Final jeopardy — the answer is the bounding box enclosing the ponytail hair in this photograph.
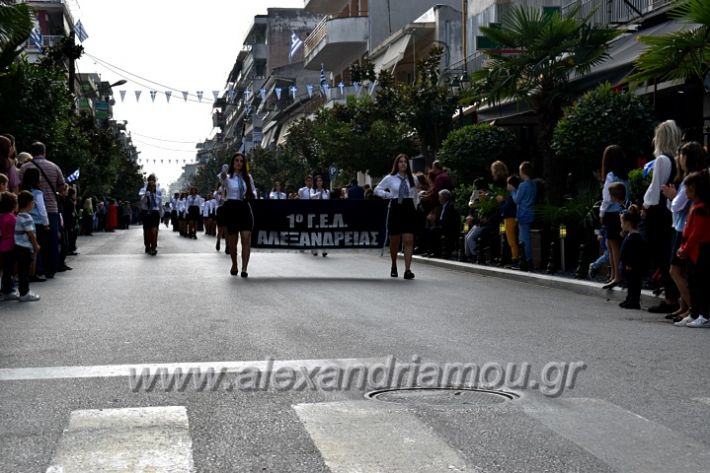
[622,204,641,228]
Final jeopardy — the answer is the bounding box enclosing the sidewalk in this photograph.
[408,255,661,306]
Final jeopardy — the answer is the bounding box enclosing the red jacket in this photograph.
[680,201,710,264]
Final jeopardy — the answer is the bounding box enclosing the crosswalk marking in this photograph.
[523,398,710,473]
[45,406,194,473]
[294,401,470,473]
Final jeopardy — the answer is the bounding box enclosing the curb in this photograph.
[406,255,661,306]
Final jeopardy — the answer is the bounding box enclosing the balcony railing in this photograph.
[304,15,329,57]
[562,0,674,24]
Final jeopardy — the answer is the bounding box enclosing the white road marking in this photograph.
[524,398,710,473]
[294,401,471,473]
[0,357,381,382]
[692,397,710,407]
[45,406,193,473]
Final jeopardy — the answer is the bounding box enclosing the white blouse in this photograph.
[222,173,255,201]
[310,188,330,200]
[374,174,419,202]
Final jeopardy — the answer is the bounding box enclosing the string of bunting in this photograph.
[115,81,377,105]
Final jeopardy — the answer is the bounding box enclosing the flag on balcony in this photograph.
[289,32,303,61]
[29,26,43,51]
[74,20,89,42]
[66,169,80,183]
[320,65,329,94]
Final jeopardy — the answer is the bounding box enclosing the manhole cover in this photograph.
[365,387,517,406]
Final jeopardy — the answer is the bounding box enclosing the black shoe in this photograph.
[57,265,72,272]
[67,251,79,256]
[403,270,415,280]
[648,302,680,314]
[29,275,47,283]
[241,272,248,278]
[230,268,239,276]
[619,301,640,309]
[145,247,150,254]
[665,313,679,320]
[216,240,221,251]
[391,267,398,278]
[322,252,327,258]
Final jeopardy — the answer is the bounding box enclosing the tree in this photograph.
[438,124,519,184]
[0,0,33,71]
[470,6,619,203]
[551,83,656,187]
[630,0,710,84]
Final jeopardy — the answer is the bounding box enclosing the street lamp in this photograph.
[109,80,127,88]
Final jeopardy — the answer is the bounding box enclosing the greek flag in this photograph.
[29,26,43,51]
[66,169,80,183]
[320,64,329,93]
[74,20,89,42]
[289,32,303,61]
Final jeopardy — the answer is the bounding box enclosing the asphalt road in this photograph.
[1,227,709,472]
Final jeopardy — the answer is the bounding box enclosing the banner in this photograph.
[250,200,388,250]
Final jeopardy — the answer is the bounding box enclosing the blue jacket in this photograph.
[512,179,537,224]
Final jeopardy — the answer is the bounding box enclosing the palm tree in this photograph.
[0,0,34,71]
[469,6,619,203]
[630,0,710,84]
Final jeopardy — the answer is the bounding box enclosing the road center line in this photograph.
[0,358,383,382]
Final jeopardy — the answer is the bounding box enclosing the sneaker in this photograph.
[588,263,598,280]
[687,315,709,328]
[674,316,691,327]
[18,291,40,302]
[3,291,19,301]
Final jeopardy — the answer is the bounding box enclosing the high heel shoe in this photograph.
[230,267,239,276]
[391,267,398,278]
[403,270,415,280]
[601,280,620,290]
[241,272,248,278]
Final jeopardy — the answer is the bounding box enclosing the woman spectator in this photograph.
[663,142,707,322]
[643,120,682,314]
[219,153,255,277]
[82,196,94,235]
[375,154,418,280]
[0,135,19,193]
[509,162,537,269]
[599,145,628,289]
[492,161,520,265]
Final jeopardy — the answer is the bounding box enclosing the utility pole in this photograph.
[68,31,77,113]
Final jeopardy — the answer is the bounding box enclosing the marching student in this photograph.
[375,153,418,280]
[15,191,41,301]
[269,180,287,200]
[178,193,188,237]
[298,175,313,200]
[219,153,255,277]
[203,194,214,236]
[140,180,163,255]
[185,187,203,239]
[311,175,330,257]
[170,193,179,232]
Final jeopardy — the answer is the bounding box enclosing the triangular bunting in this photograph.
[260,88,267,102]
[290,86,297,100]
[275,87,282,100]
[134,90,142,102]
[213,90,220,101]
[119,90,126,102]
[165,91,172,103]
[182,91,189,102]
[150,90,157,103]
[338,81,345,96]
[196,91,204,102]
[306,84,313,98]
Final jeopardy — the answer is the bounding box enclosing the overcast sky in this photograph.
[75,0,306,186]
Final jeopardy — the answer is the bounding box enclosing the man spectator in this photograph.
[347,179,365,200]
[19,142,65,278]
[425,189,460,258]
[424,161,453,205]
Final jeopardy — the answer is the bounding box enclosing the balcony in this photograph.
[212,111,226,129]
[561,0,674,25]
[303,0,349,14]
[303,15,368,71]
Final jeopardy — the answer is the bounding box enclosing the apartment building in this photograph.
[214,8,322,153]
[19,0,75,62]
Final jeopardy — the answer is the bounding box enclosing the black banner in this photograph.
[249,200,389,250]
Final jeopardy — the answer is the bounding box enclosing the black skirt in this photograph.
[222,199,253,234]
[387,199,417,235]
[602,212,622,241]
[216,205,227,227]
[187,205,200,221]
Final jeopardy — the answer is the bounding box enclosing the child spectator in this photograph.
[509,162,537,269]
[618,205,645,309]
[0,173,8,193]
[21,167,48,281]
[15,191,40,302]
[602,181,628,289]
[675,170,710,327]
[0,192,18,300]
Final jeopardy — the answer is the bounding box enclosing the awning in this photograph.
[574,20,700,89]
[372,33,412,73]
[260,121,279,148]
